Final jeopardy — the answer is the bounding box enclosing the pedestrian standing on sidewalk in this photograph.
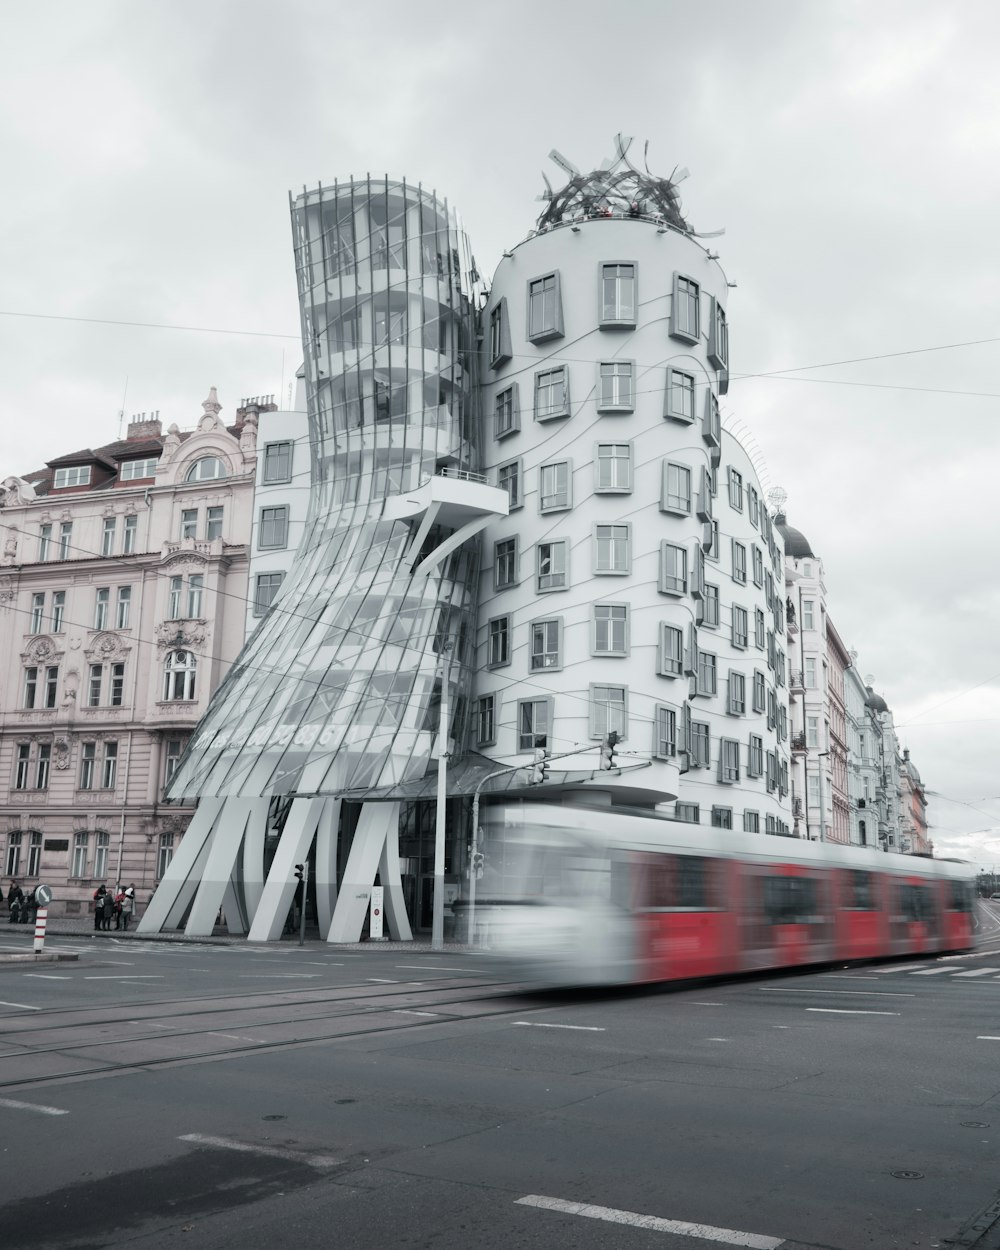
[93,885,107,931]
[101,888,115,931]
[8,881,23,924]
[121,885,135,931]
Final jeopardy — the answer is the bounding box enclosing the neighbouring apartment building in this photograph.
[0,392,256,915]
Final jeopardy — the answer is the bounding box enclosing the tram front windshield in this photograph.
[482,827,618,906]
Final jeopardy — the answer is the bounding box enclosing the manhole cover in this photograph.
[891,1170,924,1180]
[961,1121,990,1128]
[261,1114,286,1121]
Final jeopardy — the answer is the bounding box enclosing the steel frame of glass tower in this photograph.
[139,178,507,942]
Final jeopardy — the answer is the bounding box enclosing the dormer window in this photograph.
[119,457,158,481]
[53,466,90,489]
[185,457,227,482]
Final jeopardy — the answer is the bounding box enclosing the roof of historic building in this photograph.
[865,687,889,714]
[774,511,815,560]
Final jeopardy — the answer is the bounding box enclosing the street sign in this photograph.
[34,884,52,907]
[370,886,384,940]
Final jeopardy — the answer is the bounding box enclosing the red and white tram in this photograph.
[476,803,976,986]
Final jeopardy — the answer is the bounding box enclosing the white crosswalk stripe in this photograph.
[909,968,954,975]
[952,968,1000,978]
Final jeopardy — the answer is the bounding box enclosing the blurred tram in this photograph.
[474,803,977,986]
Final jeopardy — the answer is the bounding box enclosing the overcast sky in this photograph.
[3,0,999,865]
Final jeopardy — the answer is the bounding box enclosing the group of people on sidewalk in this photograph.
[92,884,136,931]
[1,882,37,925]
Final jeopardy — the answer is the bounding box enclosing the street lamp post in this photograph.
[816,750,831,842]
[431,645,452,952]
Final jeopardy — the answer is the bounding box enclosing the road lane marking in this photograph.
[237,974,320,979]
[759,988,913,997]
[394,1010,442,1017]
[953,968,1000,977]
[367,978,398,983]
[706,1038,731,1043]
[977,1036,1000,1041]
[178,1134,340,1168]
[84,975,164,980]
[0,1000,40,1010]
[24,974,71,980]
[206,1032,269,1043]
[513,1022,606,1032]
[0,1098,69,1117]
[806,1008,900,1016]
[870,964,930,973]
[909,968,954,975]
[515,1195,783,1248]
[693,1002,726,1006]
[396,964,489,973]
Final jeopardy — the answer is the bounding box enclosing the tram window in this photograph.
[849,870,875,910]
[763,876,819,925]
[676,855,710,908]
[899,884,934,922]
[947,881,973,912]
[644,858,674,908]
[641,854,716,909]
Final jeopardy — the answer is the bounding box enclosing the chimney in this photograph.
[127,410,162,440]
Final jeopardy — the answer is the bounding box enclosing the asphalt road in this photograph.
[2,903,1000,1250]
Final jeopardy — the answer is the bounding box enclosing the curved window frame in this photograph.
[163,650,198,702]
[185,456,228,483]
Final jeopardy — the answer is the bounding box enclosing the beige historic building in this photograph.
[0,390,258,917]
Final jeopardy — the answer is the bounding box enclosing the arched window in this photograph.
[185,456,227,483]
[163,650,197,701]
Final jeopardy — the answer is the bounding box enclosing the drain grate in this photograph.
[890,1170,924,1180]
[961,1121,990,1128]
[261,1114,286,1121]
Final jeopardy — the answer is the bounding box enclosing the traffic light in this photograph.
[294,863,305,883]
[472,851,485,878]
[531,747,550,784]
[599,731,619,770]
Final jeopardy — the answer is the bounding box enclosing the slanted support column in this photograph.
[241,800,270,922]
[314,797,342,938]
[247,797,325,942]
[328,802,405,943]
[184,799,256,937]
[137,799,224,934]
[378,810,412,941]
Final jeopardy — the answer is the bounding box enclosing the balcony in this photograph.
[789,669,805,693]
[790,732,807,754]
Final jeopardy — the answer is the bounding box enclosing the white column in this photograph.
[327,802,397,943]
[183,798,255,937]
[314,797,342,937]
[247,797,324,942]
[136,799,223,934]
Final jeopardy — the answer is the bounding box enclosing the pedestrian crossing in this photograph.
[868,963,1000,980]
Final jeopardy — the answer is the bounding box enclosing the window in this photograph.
[807,716,820,748]
[664,369,695,423]
[263,441,293,483]
[539,460,571,512]
[659,542,687,595]
[662,461,692,514]
[115,586,131,629]
[744,810,760,833]
[494,538,518,590]
[489,299,511,368]
[802,562,813,577]
[163,737,185,785]
[123,515,137,554]
[186,575,204,619]
[530,619,562,670]
[697,651,717,697]
[537,540,567,591]
[596,443,632,492]
[494,385,519,438]
[591,685,627,740]
[671,273,700,343]
[168,576,183,620]
[732,605,748,649]
[180,509,198,540]
[659,623,684,676]
[259,506,289,550]
[487,615,510,667]
[23,667,38,709]
[497,459,521,510]
[527,272,563,341]
[601,263,636,326]
[706,519,720,561]
[712,806,733,829]
[94,831,109,880]
[38,524,52,561]
[206,506,224,541]
[676,802,700,823]
[805,657,817,688]
[595,604,628,656]
[689,721,711,768]
[766,752,778,793]
[476,695,497,747]
[14,744,30,790]
[595,525,630,574]
[517,698,550,751]
[535,367,569,421]
[157,833,175,878]
[6,832,22,876]
[102,517,116,556]
[732,540,747,585]
[752,546,764,587]
[27,831,41,877]
[186,457,227,482]
[54,465,90,489]
[654,705,677,758]
[88,664,102,708]
[708,299,729,369]
[163,650,197,701]
[110,663,125,707]
[101,741,118,789]
[748,488,759,528]
[703,391,721,448]
[755,608,766,650]
[748,735,764,778]
[93,586,109,630]
[44,667,58,708]
[36,744,51,789]
[58,522,72,560]
[254,572,284,616]
[71,832,88,878]
[51,591,65,633]
[30,592,45,634]
[752,671,766,713]
[728,468,743,511]
[598,361,634,412]
[802,600,815,630]
[728,671,746,715]
[767,687,777,729]
[119,456,158,481]
[702,584,720,627]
